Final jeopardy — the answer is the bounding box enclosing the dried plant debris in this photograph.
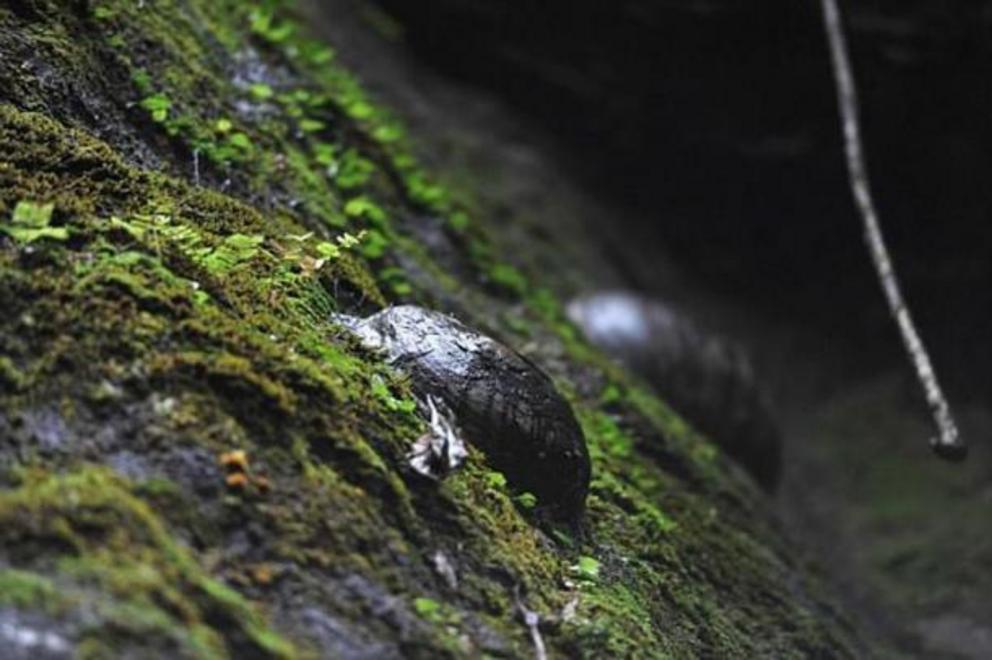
[430,550,459,591]
[408,395,468,481]
[514,590,548,660]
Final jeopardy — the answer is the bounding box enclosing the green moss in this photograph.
[0,0,870,656]
[565,581,670,658]
[0,569,61,610]
[486,263,528,297]
[0,468,295,659]
[0,355,27,391]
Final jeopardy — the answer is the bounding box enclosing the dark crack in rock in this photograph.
[567,291,782,489]
[336,306,591,521]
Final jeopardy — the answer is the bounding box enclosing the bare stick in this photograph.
[819,0,966,460]
[514,589,547,660]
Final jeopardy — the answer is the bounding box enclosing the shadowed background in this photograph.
[368,0,992,400]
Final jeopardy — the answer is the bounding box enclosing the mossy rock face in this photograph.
[0,0,872,657]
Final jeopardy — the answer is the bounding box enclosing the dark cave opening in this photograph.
[371,0,992,399]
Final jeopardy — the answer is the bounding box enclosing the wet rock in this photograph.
[18,408,70,454]
[336,306,591,521]
[0,608,73,660]
[567,291,782,489]
[295,608,402,660]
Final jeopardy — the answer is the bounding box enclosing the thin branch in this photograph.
[819,0,966,460]
[514,589,547,660]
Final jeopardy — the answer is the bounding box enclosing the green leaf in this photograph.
[572,556,601,582]
[514,492,538,510]
[298,118,325,133]
[390,280,413,297]
[372,123,402,143]
[250,9,294,44]
[313,143,336,169]
[131,68,151,92]
[250,83,274,100]
[12,201,54,228]
[343,197,387,224]
[485,472,507,490]
[413,597,440,617]
[249,9,273,35]
[224,233,264,251]
[265,22,294,44]
[307,46,335,65]
[335,150,375,189]
[139,93,172,123]
[227,133,253,151]
[199,233,264,274]
[346,101,374,120]
[215,118,233,134]
[315,241,340,259]
[600,383,623,405]
[448,211,470,232]
[489,263,527,295]
[5,227,68,243]
[359,229,389,260]
[4,202,66,243]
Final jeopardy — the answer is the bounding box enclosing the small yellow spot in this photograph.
[219,450,249,472]
[252,564,273,585]
[225,472,249,489]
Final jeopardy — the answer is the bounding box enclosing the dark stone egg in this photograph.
[567,291,782,490]
[338,306,591,521]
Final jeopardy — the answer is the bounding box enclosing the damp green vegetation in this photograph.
[0,467,295,659]
[4,200,66,243]
[0,0,868,657]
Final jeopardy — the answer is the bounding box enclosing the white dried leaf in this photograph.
[431,550,458,590]
[408,395,468,480]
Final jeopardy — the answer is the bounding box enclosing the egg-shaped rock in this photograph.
[338,306,591,521]
[567,291,782,490]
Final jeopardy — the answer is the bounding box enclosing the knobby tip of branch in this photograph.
[931,437,968,462]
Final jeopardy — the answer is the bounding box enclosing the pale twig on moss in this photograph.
[514,589,547,660]
[819,0,966,460]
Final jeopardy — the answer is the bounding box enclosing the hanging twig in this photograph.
[819,0,966,460]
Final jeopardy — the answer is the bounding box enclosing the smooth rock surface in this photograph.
[338,306,591,521]
[568,291,782,489]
